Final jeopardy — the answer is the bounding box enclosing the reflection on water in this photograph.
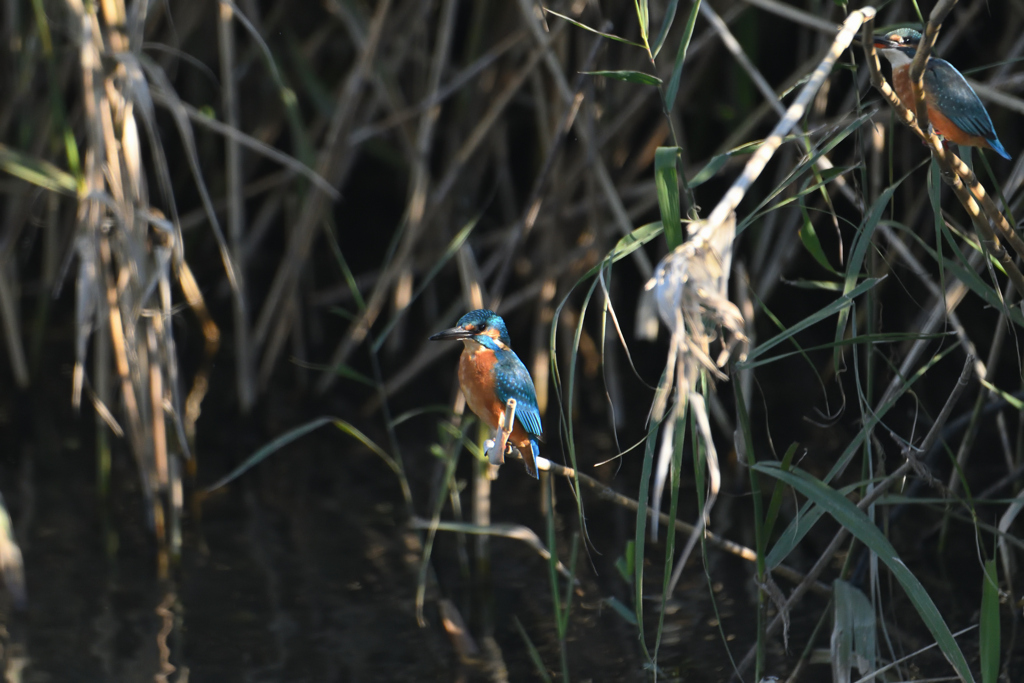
[4,384,744,682]
[10,412,451,682]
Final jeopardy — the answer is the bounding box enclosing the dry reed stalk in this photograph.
[219,0,254,412]
[61,0,222,557]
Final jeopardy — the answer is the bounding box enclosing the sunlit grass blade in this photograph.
[203,417,404,495]
[544,9,646,48]
[0,144,78,195]
[633,0,651,57]
[688,147,741,188]
[753,463,976,683]
[204,416,339,491]
[576,222,664,284]
[655,147,682,249]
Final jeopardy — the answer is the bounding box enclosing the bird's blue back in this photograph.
[472,334,543,439]
[925,58,1010,159]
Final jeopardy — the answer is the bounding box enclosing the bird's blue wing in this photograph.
[925,59,998,141]
[493,352,543,439]
[516,401,544,441]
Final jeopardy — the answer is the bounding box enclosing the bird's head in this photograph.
[429,309,512,350]
[873,27,922,67]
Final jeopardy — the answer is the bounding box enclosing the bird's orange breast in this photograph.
[926,108,992,148]
[892,65,916,114]
[458,346,533,450]
[892,65,993,149]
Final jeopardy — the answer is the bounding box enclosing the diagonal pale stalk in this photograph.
[643,4,873,670]
[695,8,873,247]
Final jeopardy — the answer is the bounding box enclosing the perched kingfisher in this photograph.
[430,309,543,479]
[873,28,1011,159]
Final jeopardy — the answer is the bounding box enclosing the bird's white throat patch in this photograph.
[878,48,913,67]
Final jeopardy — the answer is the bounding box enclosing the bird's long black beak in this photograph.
[872,35,898,49]
[429,326,473,342]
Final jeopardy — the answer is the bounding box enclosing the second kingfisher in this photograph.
[430,309,543,479]
[873,27,1011,160]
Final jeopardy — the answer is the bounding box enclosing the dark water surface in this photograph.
[3,375,744,682]
[2,356,999,679]
[1,365,1002,682]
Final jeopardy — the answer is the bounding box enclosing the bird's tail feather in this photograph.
[989,137,1011,160]
[522,440,540,479]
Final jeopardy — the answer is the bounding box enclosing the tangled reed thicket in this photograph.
[2,0,1024,679]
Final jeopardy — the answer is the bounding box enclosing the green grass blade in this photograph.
[834,180,902,367]
[204,416,339,491]
[634,0,651,57]
[633,417,661,660]
[372,213,480,351]
[582,70,661,86]
[798,214,839,275]
[0,144,78,195]
[688,149,732,188]
[655,416,686,660]
[663,0,700,111]
[514,617,554,683]
[544,9,646,48]
[833,579,876,682]
[765,343,958,568]
[737,276,884,366]
[762,443,799,541]
[655,147,682,249]
[753,463,976,683]
[575,222,664,283]
[604,596,638,625]
[651,0,680,58]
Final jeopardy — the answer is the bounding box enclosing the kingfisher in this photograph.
[873,27,1011,160]
[429,309,543,479]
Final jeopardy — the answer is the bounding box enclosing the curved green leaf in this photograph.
[581,70,662,86]
[754,463,976,683]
